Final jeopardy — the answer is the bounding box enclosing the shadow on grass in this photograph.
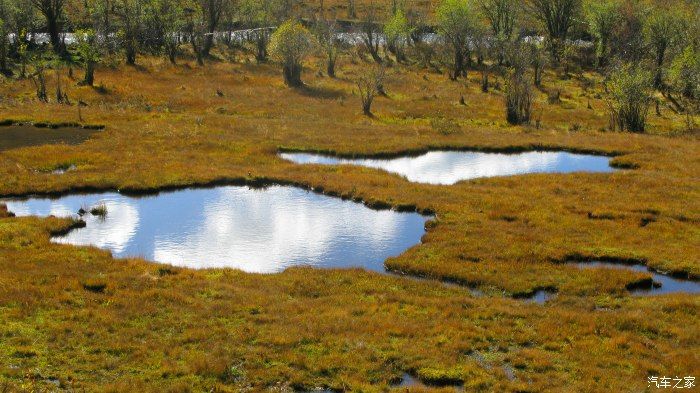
[294,84,347,100]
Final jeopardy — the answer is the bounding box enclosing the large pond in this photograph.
[3,186,430,273]
[280,151,616,185]
[574,261,700,295]
[0,125,100,151]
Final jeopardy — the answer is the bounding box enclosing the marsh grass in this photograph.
[0,53,697,390]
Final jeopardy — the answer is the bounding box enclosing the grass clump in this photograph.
[89,203,108,217]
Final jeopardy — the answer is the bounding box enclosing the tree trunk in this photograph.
[0,38,7,73]
[283,63,303,87]
[83,61,95,86]
[451,47,464,80]
[47,17,61,53]
[654,46,666,89]
[327,58,335,78]
[168,47,177,64]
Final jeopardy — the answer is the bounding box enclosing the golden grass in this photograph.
[0,54,698,391]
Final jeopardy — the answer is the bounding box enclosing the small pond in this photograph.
[0,125,100,151]
[574,261,700,295]
[3,185,429,273]
[280,151,616,185]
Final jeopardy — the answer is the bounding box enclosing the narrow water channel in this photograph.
[280,150,616,185]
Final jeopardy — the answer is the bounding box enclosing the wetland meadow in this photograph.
[0,0,698,391]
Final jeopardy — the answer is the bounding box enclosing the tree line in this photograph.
[0,0,698,131]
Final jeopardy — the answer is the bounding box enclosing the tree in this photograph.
[479,0,517,39]
[0,14,8,74]
[527,0,581,62]
[478,0,518,65]
[240,0,282,62]
[669,46,700,100]
[356,65,385,116]
[359,5,383,64]
[610,0,645,63]
[31,0,65,52]
[268,19,313,87]
[504,44,533,124]
[605,64,653,133]
[75,29,101,86]
[199,0,226,57]
[146,0,186,64]
[644,8,682,88]
[314,18,340,77]
[116,0,144,65]
[585,0,620,68]
[436,0,478,80]
[384,9,412,63]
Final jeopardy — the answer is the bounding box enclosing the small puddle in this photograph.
[280,151,616,185]
[574,261,700,295]
[0,125,100,151]
[524,289,557,304]
[3,185,429,273]
[392,373,464,391]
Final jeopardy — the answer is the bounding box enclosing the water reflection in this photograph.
[574,261,700,295]
[281,151,616,185]
[4,186,429,273]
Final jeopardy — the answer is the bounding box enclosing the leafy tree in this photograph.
[669,46,700,99]
[610,0,645,63]
[644,8,682,88]
[31,0,65,52]
[478,0,518,65]
[199,0,227,57]
[116,0,144,65]
[585,0,620,68]
[384,9,412,63]
[75,29,101,86]
[436,0,478,80]
[527,0,581,62]
[0,12,8,73]
[240,0,282,62]
[268,19,313,87]
[605,64,653,133]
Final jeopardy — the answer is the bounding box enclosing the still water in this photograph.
[574,261,699,295]
[280,151,616,185]
[4,186,429,273]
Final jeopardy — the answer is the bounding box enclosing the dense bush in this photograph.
[605,64,653,133]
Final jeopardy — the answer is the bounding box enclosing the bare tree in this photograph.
[31,0,65,52]
[314,17,340,77]
[360,5,383,64]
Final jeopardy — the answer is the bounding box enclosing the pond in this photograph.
[3,185,429,273]
[280,151,616,185]
[574,261,700,295]
[0,125,100,151]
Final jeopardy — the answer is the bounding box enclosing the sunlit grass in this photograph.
[0,54,697,390]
